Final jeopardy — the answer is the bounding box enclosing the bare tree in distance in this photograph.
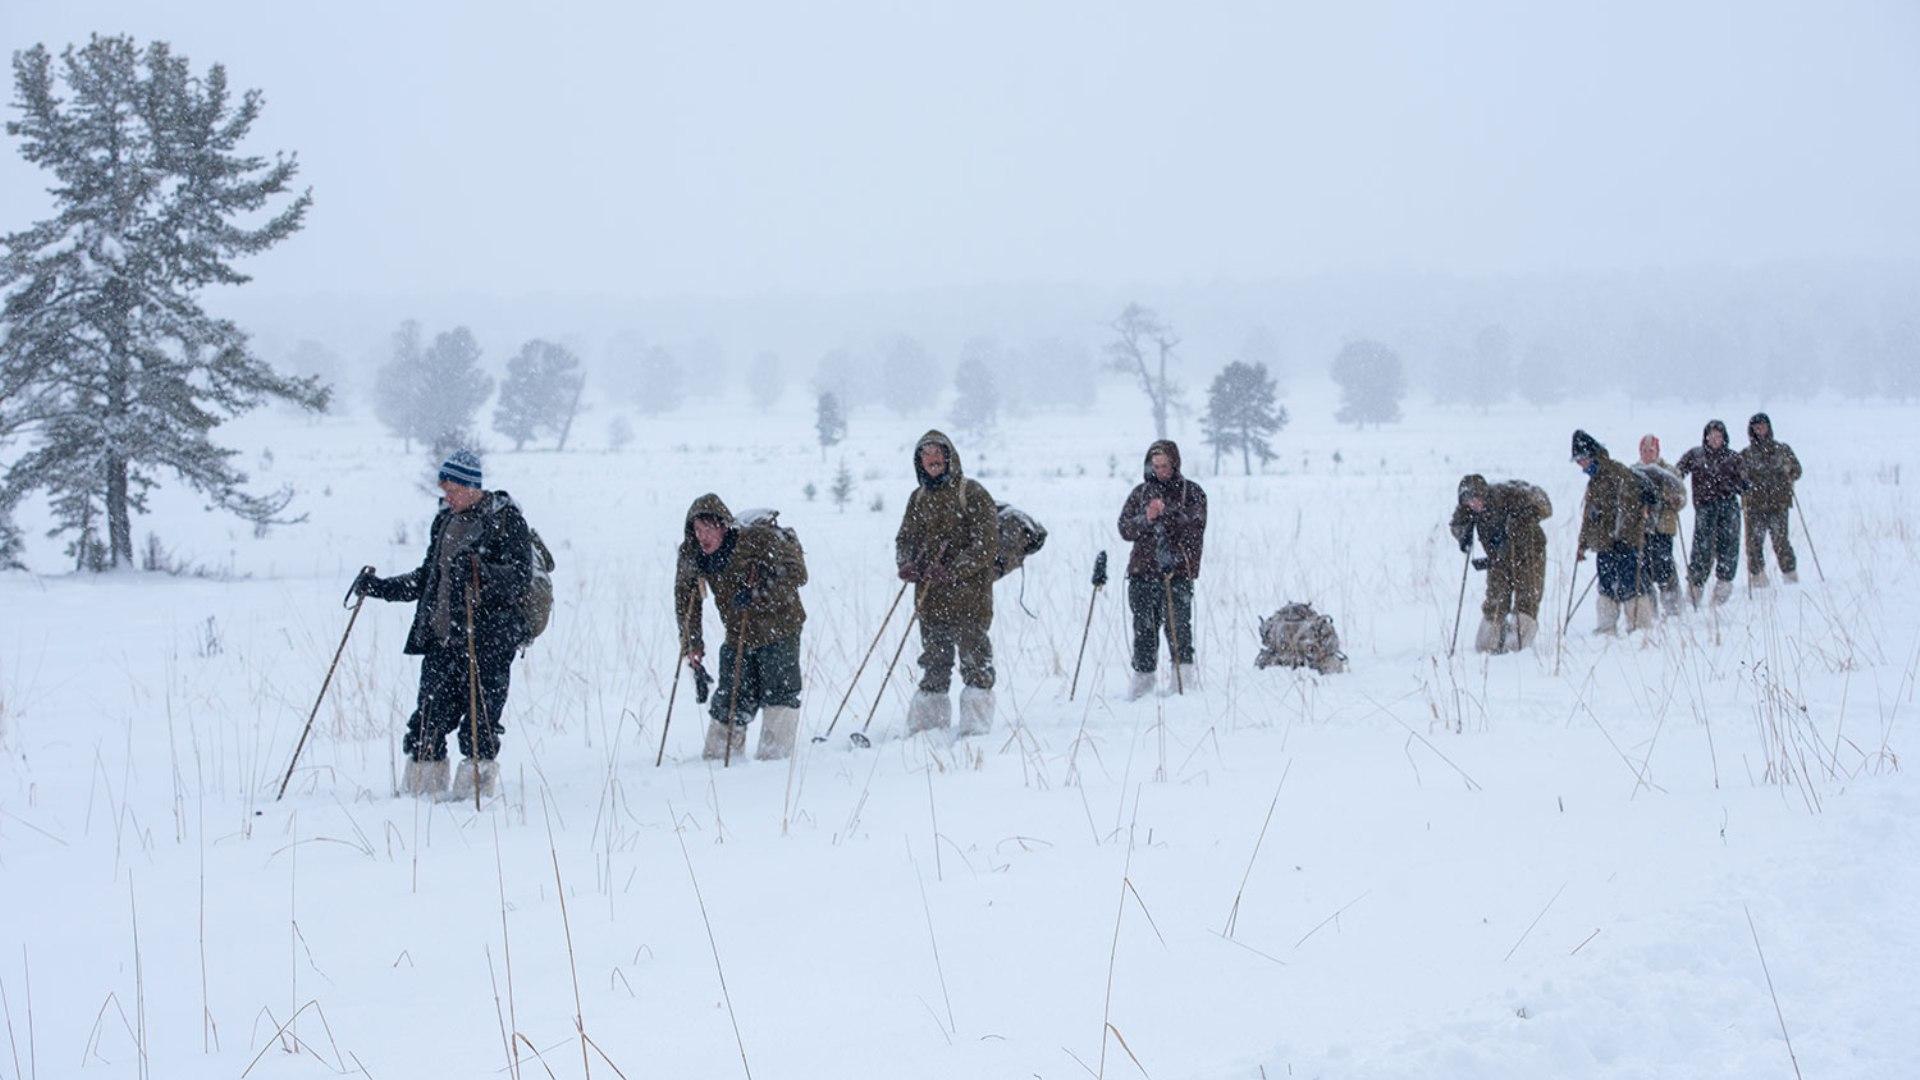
[1106,303,1182,439]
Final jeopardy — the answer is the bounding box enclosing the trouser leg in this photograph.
[953,620,996,690]
[1767,510,1797,574]
[454,636,514,760]
[917,620,958,694]
[1127,577,1163,674]
[402,648,463,763]
[710,635,802,726]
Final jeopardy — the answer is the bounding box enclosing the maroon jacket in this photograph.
[1676,419,1747,505]
[1117,440,1209,579]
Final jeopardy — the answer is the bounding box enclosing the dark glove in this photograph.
[1458,534,1473,554]
[731,585,753,610]
[352,567,377,596]
[1484,527,1507,552]
[1472,557,1489,571]
[1639,485,1659,507]
[898,563,923,583]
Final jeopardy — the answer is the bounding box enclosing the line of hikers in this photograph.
[1451,412,1804,653]
[351,433,1209,798]
[346,411,1805,797]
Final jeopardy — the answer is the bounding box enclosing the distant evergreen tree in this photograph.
[950,349,1000,438]
[747,350,785,412]
[1515,340,1569,407]
[830,460,855,512]
[378,324,492,449]
[1331,339,1406,428]
[878,334,940,416]
[0,36,326,569]
[632,344,686,415]
[374,320,429,449]
[493,338,584,451]
[815,391,847,458]
[1201,362,1287,475]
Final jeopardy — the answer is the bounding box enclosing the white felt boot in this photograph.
[450,759,498,801]
[956,687,995,737]
[402,758,449,798]
[755,706,799,760]
[906,690,952,735]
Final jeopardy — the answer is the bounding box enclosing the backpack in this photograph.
[1255,602,1347,675]
[523,529,557,642]
[992,502,1048,581]
[734,507,807,569]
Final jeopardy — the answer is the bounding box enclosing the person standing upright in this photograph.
[896,431,1000,738]
[355,450,532,800]
[1117,440,1209,698]
[1632,435,1688,616]
[1675,419,1745,607]
[1740,412,1803,587]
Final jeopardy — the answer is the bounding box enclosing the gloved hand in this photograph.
[1471,557,1489,571]
[1458,534,1473,554]
[898,563,923,583]
[1639,484,1659,507]
[731,585,754,611]
[1484,526,1507,552]
[352,567,377,596]
[925,562,953,586]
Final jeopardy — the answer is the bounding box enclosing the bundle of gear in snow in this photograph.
[1254,602,1347,675]
[992,502,1048,580]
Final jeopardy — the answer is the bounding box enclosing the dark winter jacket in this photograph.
[1118,440,1209,580]
[895,431,998,627]
[1675,421,1746,505]
[1579,453,1649,554]
[1740,415,1802,513]
[674,494,809,655]
[365,491,533,655]
[1450,476,1551,568]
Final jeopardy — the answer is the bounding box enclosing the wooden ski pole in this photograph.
[814,581,908,742]
[656,579,704,767]
[1448,538,1473,658]
[1792,499,1826,582]
[464,556,485,810]
[1068,551,1109,702]
[852,591,924,748]
[274,567,372,801]
[1554,543,1582,677]
[1162,573,1184,695]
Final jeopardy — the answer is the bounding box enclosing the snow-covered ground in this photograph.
[2,384,1916,1079]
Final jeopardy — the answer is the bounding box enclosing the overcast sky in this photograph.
[3,0,1916,299]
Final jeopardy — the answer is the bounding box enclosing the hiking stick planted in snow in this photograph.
[851,591,924,749]
[274,566,373,801]
[464,556,485,810]
[814,580,909,743]
[721,568,760,768]
[1564,570,1597,632]
[656,579,705,767]
[1162,573,1184,695]
[1793,499,1826,582]
[1448,536,1473,658]
[1068,551,1108,702]
[1554,542,1582,676]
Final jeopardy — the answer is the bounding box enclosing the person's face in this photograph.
[1707,429,1725,449]
[1574,455,1593,472]
[1638,443,1658,465]
[692,517,726,555]
[1466,496,1486,513]
[440,480,483,511]
[1752,420,1770,440]
[1149,452,1173,481]
[920,446,948,479]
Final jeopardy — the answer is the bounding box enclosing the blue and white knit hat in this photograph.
[438,449,483,489]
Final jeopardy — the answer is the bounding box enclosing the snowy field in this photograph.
[1,384,1916,1079]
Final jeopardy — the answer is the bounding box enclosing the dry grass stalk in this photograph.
[1744,905,1805,1080]
[1222,761,1291,939]
[541,796,592,1079]
[673,808,753,1079]
[1502,881,1568,962]
[908,840,956,1036]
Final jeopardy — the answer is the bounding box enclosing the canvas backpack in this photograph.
[734,507,807,568]
[1255,602,1347,675]
[523,528,557,643]
[992,502,1048,581]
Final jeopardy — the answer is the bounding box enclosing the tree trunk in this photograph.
[106,453,134,568]
[555,376,586,451]
[1242,432,1252,476]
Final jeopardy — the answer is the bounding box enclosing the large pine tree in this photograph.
[0,36,326,569]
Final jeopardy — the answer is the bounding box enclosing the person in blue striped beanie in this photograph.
[354,448,532,800]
